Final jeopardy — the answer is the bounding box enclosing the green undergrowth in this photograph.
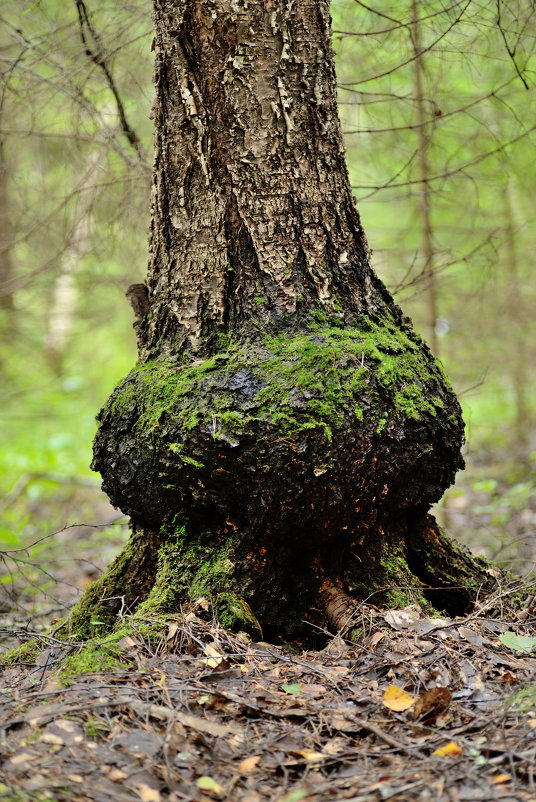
[110,314,449,444]
[57,614,175,684]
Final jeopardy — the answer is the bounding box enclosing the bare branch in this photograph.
[496,0,531,90]
[74,0,145,158]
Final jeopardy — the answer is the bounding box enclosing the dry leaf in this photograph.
[383,685,415,711]
[369,631,384,647]
[297,749,328,763]
[433,742,462,757]
[238,755,261,774]
[383,605,421,630]
[279,788,311,802]
[458,626,484,647]
[322,737,347,756]
[492,774,511,785]
[413,687,451,721]
[201,643,225,668]
[300,683,326,697]
[166,622,180,640]
[326,712,359,732]
[39,733,64,746]
[108,768,128,782]
[135,784,162,802]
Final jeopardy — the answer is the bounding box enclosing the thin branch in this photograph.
[496,0,531,90]
[340,0,472,87]
[334,0,466,37]
[351,124,536,192]
[343,78,517,135]
[74,0,145,158]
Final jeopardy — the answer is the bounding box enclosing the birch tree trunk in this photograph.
[75,0,493,642]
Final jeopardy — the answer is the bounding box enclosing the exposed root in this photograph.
[319,579,362,636]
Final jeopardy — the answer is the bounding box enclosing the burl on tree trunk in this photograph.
[74,0,491,642]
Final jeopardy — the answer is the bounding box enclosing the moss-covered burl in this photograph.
[68,0,494,643]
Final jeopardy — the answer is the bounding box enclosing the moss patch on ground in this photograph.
[59,643,127,685]
[0,640,41,669]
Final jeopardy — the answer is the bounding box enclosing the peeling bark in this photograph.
[141,0,391,356]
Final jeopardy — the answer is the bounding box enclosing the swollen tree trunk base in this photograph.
[68,511,492,644]
[67,312,495,643]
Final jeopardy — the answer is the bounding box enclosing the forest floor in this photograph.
[2,582,536,801]
[2,480,536,802]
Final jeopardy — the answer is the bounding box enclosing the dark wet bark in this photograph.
[79,0,494,643]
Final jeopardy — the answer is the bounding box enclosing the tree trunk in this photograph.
[74,0,492,642]
[0,141,15,314]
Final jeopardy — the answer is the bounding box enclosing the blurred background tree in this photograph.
[1,0,535,638]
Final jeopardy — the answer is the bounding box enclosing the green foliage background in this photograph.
[0,0,535,596]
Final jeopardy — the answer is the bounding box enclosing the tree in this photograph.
[71,0,492,642]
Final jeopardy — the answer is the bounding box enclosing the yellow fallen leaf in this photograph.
[297,749,328,763]
[433,742,462,757]
[201,643,224,668]
[492,774,511,785]
[238,755,261,773]
[383,685,415,712]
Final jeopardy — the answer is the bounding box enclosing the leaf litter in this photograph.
[1,593,536,801]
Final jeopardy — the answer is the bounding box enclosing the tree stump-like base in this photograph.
[68,315,494,642]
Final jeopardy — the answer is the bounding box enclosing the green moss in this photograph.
[215,593,263,637]
[84,717,109,740]
[168,443,204,468]
[378,542,429,609]
[59,642,128,685]
[109,313,451,451]
[134,522,262,636]
[0,640,41,669]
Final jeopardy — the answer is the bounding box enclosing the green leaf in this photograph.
[0,528,19,546]
[281,683,302,695]
[196,776,223,793]
[499,631,536,653]
[280,789,310,802]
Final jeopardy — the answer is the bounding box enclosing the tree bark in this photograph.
[0,141,14,314]
[74,0,494,643]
